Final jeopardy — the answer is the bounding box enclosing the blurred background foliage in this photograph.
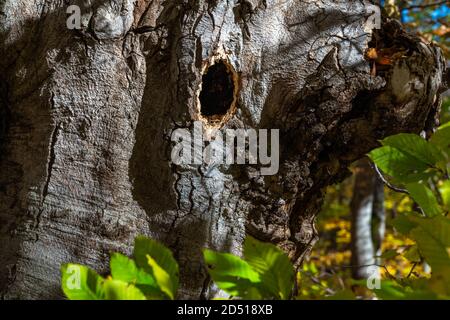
[298,0,450,299]
[392,0,450,58]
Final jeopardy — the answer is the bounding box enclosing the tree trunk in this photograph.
[371,170,385,266]
[350,157,385,280]
[0,0,446,299]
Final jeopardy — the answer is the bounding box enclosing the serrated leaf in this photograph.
[430,123,450,159]
[394,215,450,270]
[409,215,450,248]
[408,215,450,271]
[368,146,431,183]
[203,249,262,299]
[243,236,295,300]
[61,264,105,300]
[411,227,450,271]
[382,133,445,167]
[406,182,442,217]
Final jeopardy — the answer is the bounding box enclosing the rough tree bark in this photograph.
[0,0,446,299]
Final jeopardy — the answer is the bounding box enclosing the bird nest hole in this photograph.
[197,59,238,127]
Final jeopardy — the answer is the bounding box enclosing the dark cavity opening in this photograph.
[199,61,235,117]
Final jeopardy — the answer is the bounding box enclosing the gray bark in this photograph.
[0,0,446,299]
[350,157,385,280]
[372,171,385,263]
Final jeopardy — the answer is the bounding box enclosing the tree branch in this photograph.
[370,163,409,194]
[370,163,428,216]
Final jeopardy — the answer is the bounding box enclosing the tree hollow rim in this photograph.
[196,58,239,128]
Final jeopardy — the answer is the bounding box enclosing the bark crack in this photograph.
[42,121,59,207]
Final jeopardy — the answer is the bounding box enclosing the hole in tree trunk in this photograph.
[199,60,235,119]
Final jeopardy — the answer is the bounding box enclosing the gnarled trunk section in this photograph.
[0,0,446,299]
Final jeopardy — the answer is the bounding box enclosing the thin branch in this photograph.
[370,163,428,216]
[339,263,396,280]
[407,262,418,278]
[370,163,409,194]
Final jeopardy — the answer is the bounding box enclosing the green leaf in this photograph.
[373,281,407,300]
[61,263,147,300]
[133,236,179,297]
[243,236,295,300]
[325,289,356,300]
[203,249,262,299]
[391,214,419,235]
[402,290,439,300]
[110,253,155,285]
[146,255,176,300]
[438,180,450,210]
[368,146,431,183]
[110,252,161,298]
[410,215,450,247]
[61,264,105,300]
[411,227,450,271]
[102,279,146,300]
[378,249,399,260]
[382,133,445,167]
[408,216,450,270]
[406,182,442,217]
[391,215,450,271]
[371,280,436,300]
[403,245,421,263]
[427,266,450,297]
[308,262,318,275]
[430,122,450,158]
